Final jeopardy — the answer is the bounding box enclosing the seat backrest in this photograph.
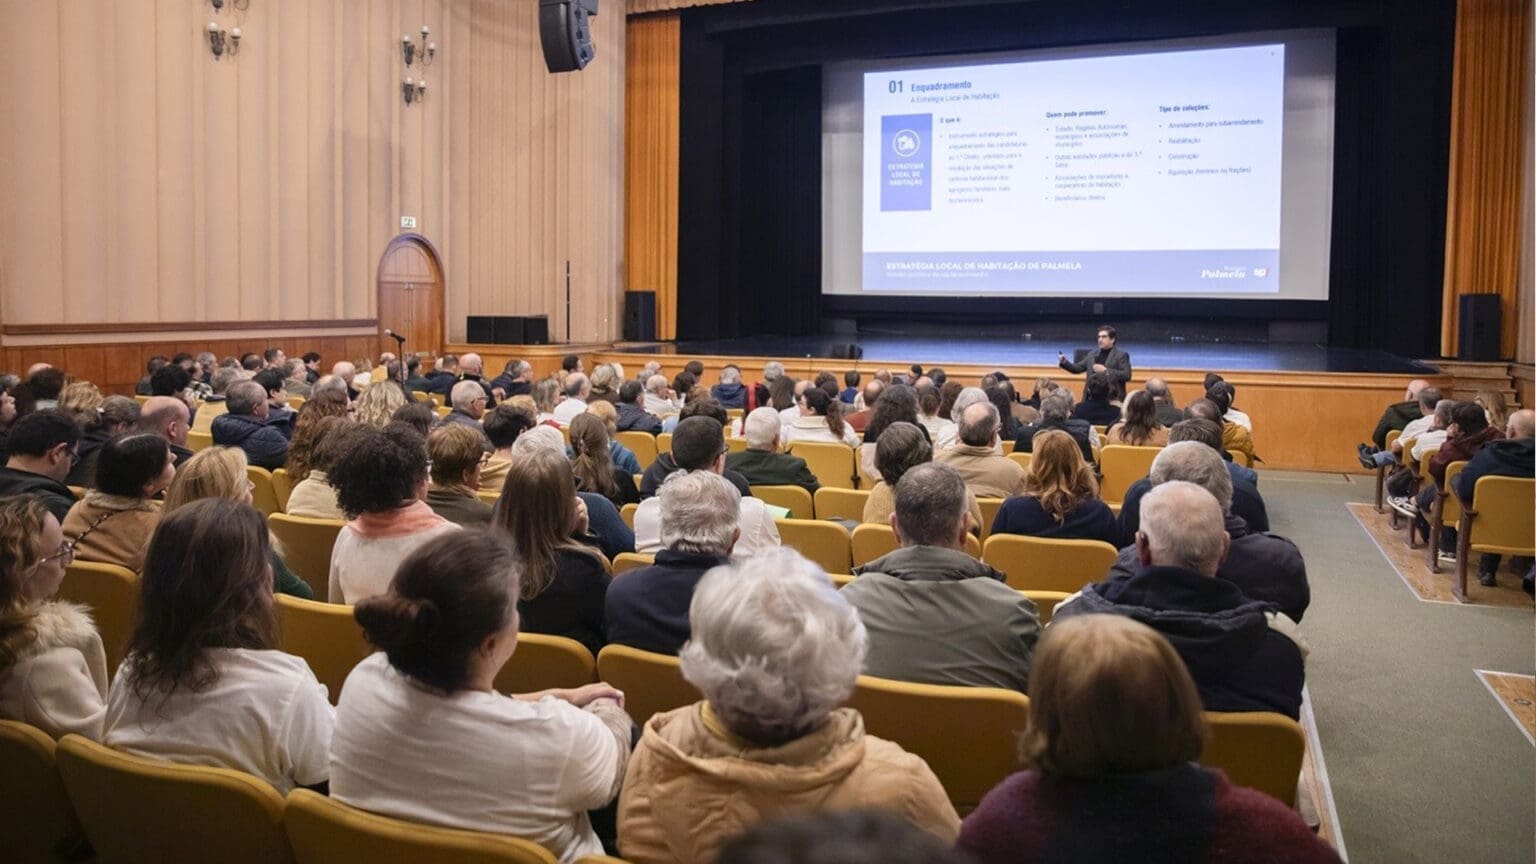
[1200,711,1305,806]
[850,524,978,567]
[57,561,139,679]
[191,400,229,433]
[619,502,638,529]
[814,487,870,522]
[595,644,700,725]
[248,466,282,517]
[726,437,749,453]
[775,518,853,575]
[274,595,372,705]
[655,433,673,456]
[1437,460,1469,527]
[751,485,814,519]
[56,734,293,864]
[612,552,655,576]
[270,468,295,512]
[284,789,556,864]
[493,633,597,695]
[788,442,859,489]
[614,432,659,471]
[0,720,85,864]
[268,514,346,602]
[187,430,214,452]
[847,676,1030,813]
[975,497,1005,541]
[478,488,502,506]
[1467,475,1536,554]
[1006,451,1032,472]
[981,534,1119,593]
[1021,589,1071,625]
[1098,445,1161,505]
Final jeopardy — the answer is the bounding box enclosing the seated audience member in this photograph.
[1475,388,1510,430]
[838,370,861,405]
[1393,399,1456,488]
[68,396,140,487]
[1055,482,1306,719]
[749,361,783,410]
[513,426,636,562]
[425,424,494,527]
[845,380,883,433]
[1071,373,1123,427]
[937,401,1028,499]
[1198,386,1256,466]
[489,359,533,398]
[587,364,621,404]
[0,496,107,740]
[1452,409,1535,587]
[62,434,174,573]
[285,405,353,481]
[353,379,408,429]
[390,400,437,437]
[424,354,459,395]
[1182,404,1260,488]
[136,356,169,396]
[1214,378,1253,431]
[857,384,926,476]
[1144,376,1184,427]
[1105,389,1170,447]
[147,364,193,406]
[1359,386,1441,468]
[640,413,752,499]
[211,380,290,470]
[334,531,630,860]
[57,382,105,430]
[327,424,459,603]
[643,374,682,417]
[933,387,991,451]
[783,387,859,448]
[298,352,322,383]
[1014,391,1094,464]
[586,401,643,476]
[1119,419,1268,535]
[1108,442,1308,623]
[251,368,297,435]
[478,403,537,493]
[615,379,664,435]
[283,358,313,398]
[105,499,334,792]
[844,463,1039,692]
[1410,401,1505,540]
[726,407,820,496]
[562,354,584,376]
[571,413,639,507]
[914,382,946,437]
[958,615,1341,864]
[453,353,496,407]
[331,361,360,400]
[863,422,983,529]
[635,417,779,556]
[0,385,19,458]
[240,352,265,373]
[985,385,1023,442]
[711,365,748,408]
[774,378,810,426]
[525,378,559,426]
[137,395,194,468]
[993,430,1122,547]
[161,446,312,599]
[490,450,611,654]
[0,410,81,521]
[441,379,491,435]
[719,810,967,864]
[553,373,591,426]
[618,549,959,861]
[605,471,739,654]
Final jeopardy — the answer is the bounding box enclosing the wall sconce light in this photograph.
[210,0,251,10]
[402,26,436,68]
[207,22,240,57]
[402,77,427,105]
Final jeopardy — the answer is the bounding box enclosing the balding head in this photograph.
[565,372,590,400]
[138,396,192,445]
[1404,379,1431,400]
[460,353,484,376]
[958,400,1000,447]
[1508,409,1535,439]
[1148,441,1233,513]
[1145,377,1171,401]
[1137,481,1229,577]
[332,361,356,385]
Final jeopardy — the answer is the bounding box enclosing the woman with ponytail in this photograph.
[104,499,334,793]
[334,529,632,863]
[569,413,639,507]
[783,386,859,448]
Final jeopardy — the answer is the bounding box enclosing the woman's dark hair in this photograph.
[285,414,353,482]
[768,377,798,411]
[493,450,606,600]
[300,387,352,420]
[672,371,697,397]
[7,382,37,423]
[390,401,437,438]
[985,386,1021,440]
[86,395,142,436]
[1203,372,1225,390]
[1451,401,1490,434]
[679,397,728,426]
[483,403,536,449]
[915,383,940,416]
[1204,382,1234,414]
[26,367,68,401]
[935,380,964,420]
[94,433,170,498]
[1085,372,1111,401]
[355,530,519,693]
[802,387,847,440]
[126,499,276,701]
[1115,391,1161,446]
[569,413,619,502]
[329,424,429,517]
[874,422,932,486]
[862,384,920,444]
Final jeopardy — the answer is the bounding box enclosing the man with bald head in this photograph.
[936,400,1028,498]
[332,361,359,400]
[1367,378,1432,450]
[138,395,195,467]
[553,373,590,427]
[1144,377,1184,427]
[456,352,497,408]
[1452,408,1535,588]
[1055,481,1306,719]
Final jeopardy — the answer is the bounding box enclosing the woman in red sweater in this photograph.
[957,615,1341,864]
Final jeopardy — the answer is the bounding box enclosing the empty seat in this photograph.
[775,518,853,575]
[0,720,87,864]
[980,534,1118,593]
[788,442,860,490]
[273,595,371,705]
[56,561,139,679]
[268,514,346,602]
[813,487,871,522]
[595,644,699,726]
[750,485,814,519]
[1200,711,1305,806]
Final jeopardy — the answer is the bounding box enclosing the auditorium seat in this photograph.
[851,524,979,567]
[814,486,870,521]
[787,441,861,489]
[1200,711,1305,806]
[492,633,598,695]
[56,734,293,864]
[612,552,655,575]
[595,645,699,725]
[285,789,557,864]
[751,484,814,518]
[725,437,749,453]
[247,467,282,517]
[56,561,138,679]
[619,503,638,529]
[187,430,214,452]
[273,595,371,705]
[435,406,452,419]
[775,518,853,575]
[656,433,673,455]
[0,720,85,864]
[133,395,151,406]
[270,468,295,512]
[1023,590,1072,625]
[1427,460,1468,574]
[267,514,345,601]
[191,401,228,433]
[477,488,501,506]
[614,432,659,470]
[1452,474,1535,602]
[1006,451,1032,472]
[1373,429,1402,511]
[975,497,1005,541]
[980,535,1118,593]
[1098,445,1162,506]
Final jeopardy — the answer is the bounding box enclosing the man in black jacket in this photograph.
[0,410,80,522]
[1452,409,1533,587]
[1013,391,1094,464]
[614,380,663,435]
[1365,378,1432,450]
[1058,324,1132,401]
[210,381,291,471]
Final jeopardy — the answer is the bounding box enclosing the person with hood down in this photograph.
[709,364,749,409]
[1053,481,1306,720]
[210,380,291,471]
[1450,408,1534,588]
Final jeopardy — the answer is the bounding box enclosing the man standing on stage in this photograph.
[1058,325,1132,402]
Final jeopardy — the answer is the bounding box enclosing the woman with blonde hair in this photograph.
[1475,388,1509,430]
[57,381,105,428]
[354,381,408,428]
[569,413,638,507]
[0,495,108,740]
[531,378,562,426]
[162,446,314,599]
[991,429,1121,545]
[958,615,1341,863]
[1105,390,1169,447]
[490,449,610,654]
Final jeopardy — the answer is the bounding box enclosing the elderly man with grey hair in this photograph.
[1144,377,1183,427]
[553,372,591,427]
[209,379,291,470]
[490,359,532,398]
[935,401,1028,499]
[282,358,313,398]
[332,360,359,399]
[724,406,820,496]
[1055,481,1306,719]
[1119,420,1268,536]
[933,386,990,450]
[440,380,492,445]
[604,471,741,654]
[1106,442,1308,623]
[1012,390,1094,463]
[710,364,748,408]
[618,548,960,859]
[842,463,1040,693]
[642,374,681,416]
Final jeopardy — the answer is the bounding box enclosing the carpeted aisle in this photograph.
[1261,471,1534,863]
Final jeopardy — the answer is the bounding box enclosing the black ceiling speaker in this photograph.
[540,0,599,73]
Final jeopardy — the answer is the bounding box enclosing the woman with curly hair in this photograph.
[327,424,459,604]
[570,413,638,507]
[1105,390,1169,447]
[354,381,408,429]
[284,390,355,481]
[0,495,107,740]
[285,416,353,519]
[990,429,1120,546]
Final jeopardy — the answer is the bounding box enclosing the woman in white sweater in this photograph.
[333,530,633,863]
[0,496,107,740]
[326,423,459,604]
[782,386,860,448]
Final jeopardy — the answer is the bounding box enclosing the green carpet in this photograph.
[1261,470,1534,863]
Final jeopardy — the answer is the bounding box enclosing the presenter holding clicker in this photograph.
[1058,325,1132,401]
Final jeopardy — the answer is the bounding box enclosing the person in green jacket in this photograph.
[725,407,821,496]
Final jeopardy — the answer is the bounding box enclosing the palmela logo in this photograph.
[892,129,922,158]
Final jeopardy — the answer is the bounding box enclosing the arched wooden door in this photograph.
[375,235,445,359]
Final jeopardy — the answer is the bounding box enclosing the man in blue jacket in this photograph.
[211,380,291,470]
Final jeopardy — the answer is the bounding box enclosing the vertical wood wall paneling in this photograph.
[1518,0,1535,366]
[155,0,196,319]
[624,13,681,339]
[1,2,66,322]
[115,3,159,326]
[58,1,107,321]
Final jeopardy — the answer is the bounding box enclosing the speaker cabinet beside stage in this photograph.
[539,0,599,73]
[1457,294,1501,362]
[624,292,656,342]
[465,315,550,346]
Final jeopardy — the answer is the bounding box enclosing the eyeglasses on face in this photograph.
[40,539,75,565]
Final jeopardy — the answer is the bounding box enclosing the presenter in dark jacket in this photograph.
[1058,324,1132,402]
[992,430,1122,548]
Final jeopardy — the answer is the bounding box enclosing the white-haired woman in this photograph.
[935,386,991,450]
[617,548,959,863]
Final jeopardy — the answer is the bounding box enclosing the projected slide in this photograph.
[862,44,1286,294]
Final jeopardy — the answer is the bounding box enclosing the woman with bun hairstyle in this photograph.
[61,432,176,573]
[783,386,859,448]
[333,529,632,863]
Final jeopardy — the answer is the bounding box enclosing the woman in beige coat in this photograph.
[617,548,959,864]
[62,433,174,573]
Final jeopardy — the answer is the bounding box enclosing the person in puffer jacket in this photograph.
[210,380,290,471]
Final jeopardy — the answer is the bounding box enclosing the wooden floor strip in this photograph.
[1476,670,1536,746]
[1345,502,1532,608]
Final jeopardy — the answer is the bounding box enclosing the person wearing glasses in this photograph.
[424,425,495,527]
[442,380,493,444]
[61,433,175,574]
[0,409,81,523]
[0,495,106,740]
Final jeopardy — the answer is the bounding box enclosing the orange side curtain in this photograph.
[624,13,681,340]
[1441,0,1533,359]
